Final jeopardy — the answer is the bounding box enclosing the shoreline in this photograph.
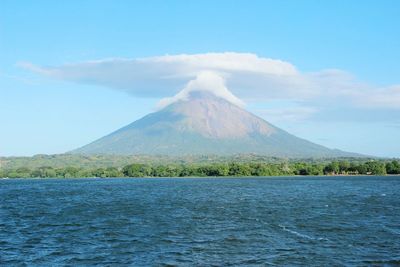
[1,174,400,180]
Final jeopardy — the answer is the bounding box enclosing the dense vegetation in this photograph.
[1,159,399,178]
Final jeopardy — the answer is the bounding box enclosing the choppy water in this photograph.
[1,177,400,266]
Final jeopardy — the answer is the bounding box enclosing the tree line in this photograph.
[1,160,399,178]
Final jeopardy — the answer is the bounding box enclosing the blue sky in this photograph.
[1,0,399,157]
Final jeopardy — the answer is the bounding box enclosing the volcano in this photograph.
[72,92,357,158]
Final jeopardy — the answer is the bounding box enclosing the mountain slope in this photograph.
[72,92,358,158]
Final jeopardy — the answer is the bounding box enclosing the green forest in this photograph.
[1,159,399,178]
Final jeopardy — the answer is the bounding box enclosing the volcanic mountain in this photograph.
[72,92,356,158]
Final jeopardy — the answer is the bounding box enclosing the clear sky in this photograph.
[1,0,399,157]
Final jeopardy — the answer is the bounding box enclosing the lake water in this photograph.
[1,177,399,266]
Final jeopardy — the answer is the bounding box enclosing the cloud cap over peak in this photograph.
[157,71,245,109]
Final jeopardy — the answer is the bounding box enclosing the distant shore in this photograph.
[1,156,399,178]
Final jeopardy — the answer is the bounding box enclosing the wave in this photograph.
[382,225,400,235]
[278,224,328,241]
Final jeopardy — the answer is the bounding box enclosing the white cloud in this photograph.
[17,52,302,103]
[157,71,245,109]
[18,52,400,111]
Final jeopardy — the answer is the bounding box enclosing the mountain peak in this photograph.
[167,91,275,139]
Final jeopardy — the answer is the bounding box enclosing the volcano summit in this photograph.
[72,92,356,158]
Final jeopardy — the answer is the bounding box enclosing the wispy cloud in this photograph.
[357,85,400,109]
[255,106,318,123]
[18,52,400,114]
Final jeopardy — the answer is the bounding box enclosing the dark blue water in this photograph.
[1,177,399,266]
